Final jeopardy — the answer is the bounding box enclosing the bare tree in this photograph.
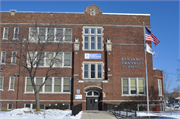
[163,70,172,101]
[9,22,72,111]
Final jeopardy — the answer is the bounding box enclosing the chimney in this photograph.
[10,10,16,16]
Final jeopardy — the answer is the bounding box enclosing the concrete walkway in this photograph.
[81,111,117,119]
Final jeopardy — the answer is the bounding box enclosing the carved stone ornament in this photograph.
[90,9,96,15]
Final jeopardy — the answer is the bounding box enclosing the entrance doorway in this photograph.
[86,90,99,110]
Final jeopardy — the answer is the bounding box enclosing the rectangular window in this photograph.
[84,64,89,78]
[0,77,4,90]
[28,52,71,67]
[158,79,162,96]
[25,77,71,93]
[83,63,103,79]
[40,104,45,109]
[46,52,54,66]
[39,27,46,41]
[47,28,54,41]
[63,78,70,92]
[64,29,72,41]
[54,77,61,92]
[0,103,1,110]
[29,27,72,42]
[26,77,33,92]
[54,52,62,67]
[3,27,8,39]
[11,51,17,64]
[64,53,71,66]
[29,27,37,42]
[36,77,43,92]
[25,103,31,108]
[45,78,52,92]
[7,103,13,110]
[83,27,103,51]
[13,27,19,39]
[1,51,6,64]
[9,77,15,90]
[122,77,145,95]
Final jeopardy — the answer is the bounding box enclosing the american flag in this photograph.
[145,27,160,46]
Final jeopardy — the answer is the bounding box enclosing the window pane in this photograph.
[46,52,53,66]
[14,27,19,39]
[94,91,98,95]
[123,78,128,86]
[98,64,102,78]
[54,77,61,92]
[91,29,95,34]
[64,53,71,66]
[55,53,62,67]
[29,27,37,42]
[0,77,3,89]
[36,77,43,92]
[97,37,102,50]
[123,87,128,94]
[56,28,63,41]
[87,91,92,96]
[39,28,46,41]
[85,28,89,34]
[63,85,70,92]
[84,64,88,78]
[64,78,70,85]
[4,27,8,39]
[91,36,95,50]
[97,29,101,34]
[65,29,71,41]
[138,79,144,86]
[91,64,95,78]
[12,51,17,64]
[45,78,52,92]
[32,104,36,109]
[1,51,6,63]
[138,87,144,94]
[25,104,30,108]
[26,78,33,92]
[47,28,54,41]
[40,104,45,109]
[130,78,136,86]
[10,77,15,89]
[131,87,137,94]
[8,104,13,109]
[84,36,89,49]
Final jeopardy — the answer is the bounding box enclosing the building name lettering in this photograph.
[121,58,144,69]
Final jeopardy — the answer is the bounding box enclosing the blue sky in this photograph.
[1,1,179,92]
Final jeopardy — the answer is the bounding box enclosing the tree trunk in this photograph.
[35,92,40,111]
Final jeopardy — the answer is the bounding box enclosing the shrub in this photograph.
[46,104,69,110]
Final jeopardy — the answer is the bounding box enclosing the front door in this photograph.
[86,97,99,110]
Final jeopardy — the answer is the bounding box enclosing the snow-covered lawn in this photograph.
[137,111,180,119]
[0,108,82,119]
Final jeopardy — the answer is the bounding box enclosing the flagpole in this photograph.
[143,22,149,113]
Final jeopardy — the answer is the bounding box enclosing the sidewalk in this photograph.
[81,110,117,119]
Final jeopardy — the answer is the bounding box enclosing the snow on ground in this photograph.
[137,111,180,119]
[0,108,82,119]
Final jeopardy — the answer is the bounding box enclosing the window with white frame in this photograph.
[7,103,13,110]
[27,52,71,67]
[25,77,71,93]
[11,51,17,64]
[3,27,8,39]
[29,27,72,42]
[0,77,4,90]
[9,77,15,90]
[83,63,103,79]
[25,103,45,109]
[83,27,103,51]
[158,79,162,96]
[122,77,145,95]
[1,51,6,64]
[13,27,19,39]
